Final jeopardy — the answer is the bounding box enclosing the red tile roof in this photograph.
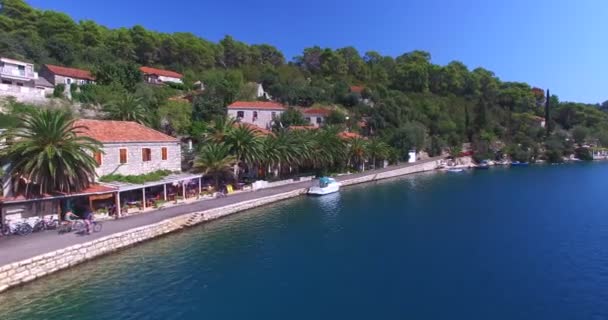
[74,119,178,143]
[228,101,286,110]
[44,64,95,81]
[339,131,363,140]
[289,125,318,130]
[234,122,273,136]
[140,66,183,79]
[350,85,365,93]
[303,108,331,116]
[1,184,117,203]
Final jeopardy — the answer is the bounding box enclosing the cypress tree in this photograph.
[545,89,551,136]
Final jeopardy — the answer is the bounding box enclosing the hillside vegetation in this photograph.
[1,0,608,162]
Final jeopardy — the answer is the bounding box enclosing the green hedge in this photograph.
[99,170,173,184]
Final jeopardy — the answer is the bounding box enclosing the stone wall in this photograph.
[0,160,439,294]
[96,142,182,177]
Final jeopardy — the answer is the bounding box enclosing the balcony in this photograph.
[0,67,37,80]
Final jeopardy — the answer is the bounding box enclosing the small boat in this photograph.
[511,161,529,167]
[308,177,341,196]
[475,164,490,170]
[447,168,465,173]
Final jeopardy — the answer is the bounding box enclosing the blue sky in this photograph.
[28,0,608,103]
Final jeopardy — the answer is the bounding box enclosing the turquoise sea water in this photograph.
[2,164,608,319]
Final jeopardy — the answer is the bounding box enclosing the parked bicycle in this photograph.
[32,216,59,233]
[58,219,102,234]
[4,219,34,236]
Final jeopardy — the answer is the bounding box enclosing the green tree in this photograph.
[572,126,588,145]
[103,93,149,124]
[224,124,264,178]
[158,100,192,135]
[0,109,102,196]
[94,62,142,91]
[193,143,236,189]
[366,138,391,168]
[274,107,307,128]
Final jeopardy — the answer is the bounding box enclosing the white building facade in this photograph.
[227,101,286,129]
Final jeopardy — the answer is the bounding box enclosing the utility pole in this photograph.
[545,89,551,136]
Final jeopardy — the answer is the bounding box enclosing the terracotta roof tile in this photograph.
[140,66,183,79]
[350,85,365,93]
[234,122,273,136]
[74,119,178,143]
[339,131,363,140]
[1,184,116,203]
[289,125,318,130]
[228,101,286,110]
[303,108,331,116]
[44,64,95,81]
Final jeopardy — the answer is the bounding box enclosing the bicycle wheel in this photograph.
[1,224,10,236]
[33,221,46,232]
[17,224,33,236]
[93,222,102,233]
[72,220,85,233]
[46,219,59,230]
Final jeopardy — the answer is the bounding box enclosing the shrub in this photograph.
[99,170,173,184]
[53,84,66,98]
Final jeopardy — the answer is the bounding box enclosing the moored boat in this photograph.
[308,177,341,196]
[511,161,529,167]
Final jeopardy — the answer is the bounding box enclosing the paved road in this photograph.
[0,158,440,266]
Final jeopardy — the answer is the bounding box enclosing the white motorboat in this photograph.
[308,177,341,196]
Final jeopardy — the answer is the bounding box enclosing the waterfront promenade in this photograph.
[0,157,441,292]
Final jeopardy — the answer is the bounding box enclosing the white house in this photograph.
[74,119,182,177]
[0,57,48,100]
[303,108,331,127]
[140,66,183,85]
[227,101,286,129]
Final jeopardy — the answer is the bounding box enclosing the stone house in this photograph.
[74,119,182,178]
[303,108,331,127]
[40,64,95,86]
[140,66,183,85]
[227,101,286,129]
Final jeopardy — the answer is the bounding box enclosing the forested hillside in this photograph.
[1,0,607,162]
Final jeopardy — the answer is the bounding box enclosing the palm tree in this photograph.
[262,130,309,178]
[193,143,235,189]
[103,93,149,124]
[347,137,368,171]
[202,116,236,143]
[0,109,102,196]
[366,138,391,169]
[309,126,346,173]
[224,124,263,179]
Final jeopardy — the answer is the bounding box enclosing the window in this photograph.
[16,82,23,87]
[66,78,72,85]
[161,147,168,161]
[2,80,11,85]
[237,111,244,119]
[252,111,258,121]
[119,148,128,164]
[316,117,323,124]
[271,112,276,119]
[94,151,103,166]
[305,117,311,123]
[142,148,152,162]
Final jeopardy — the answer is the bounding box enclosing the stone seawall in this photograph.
[0,160,439,293]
